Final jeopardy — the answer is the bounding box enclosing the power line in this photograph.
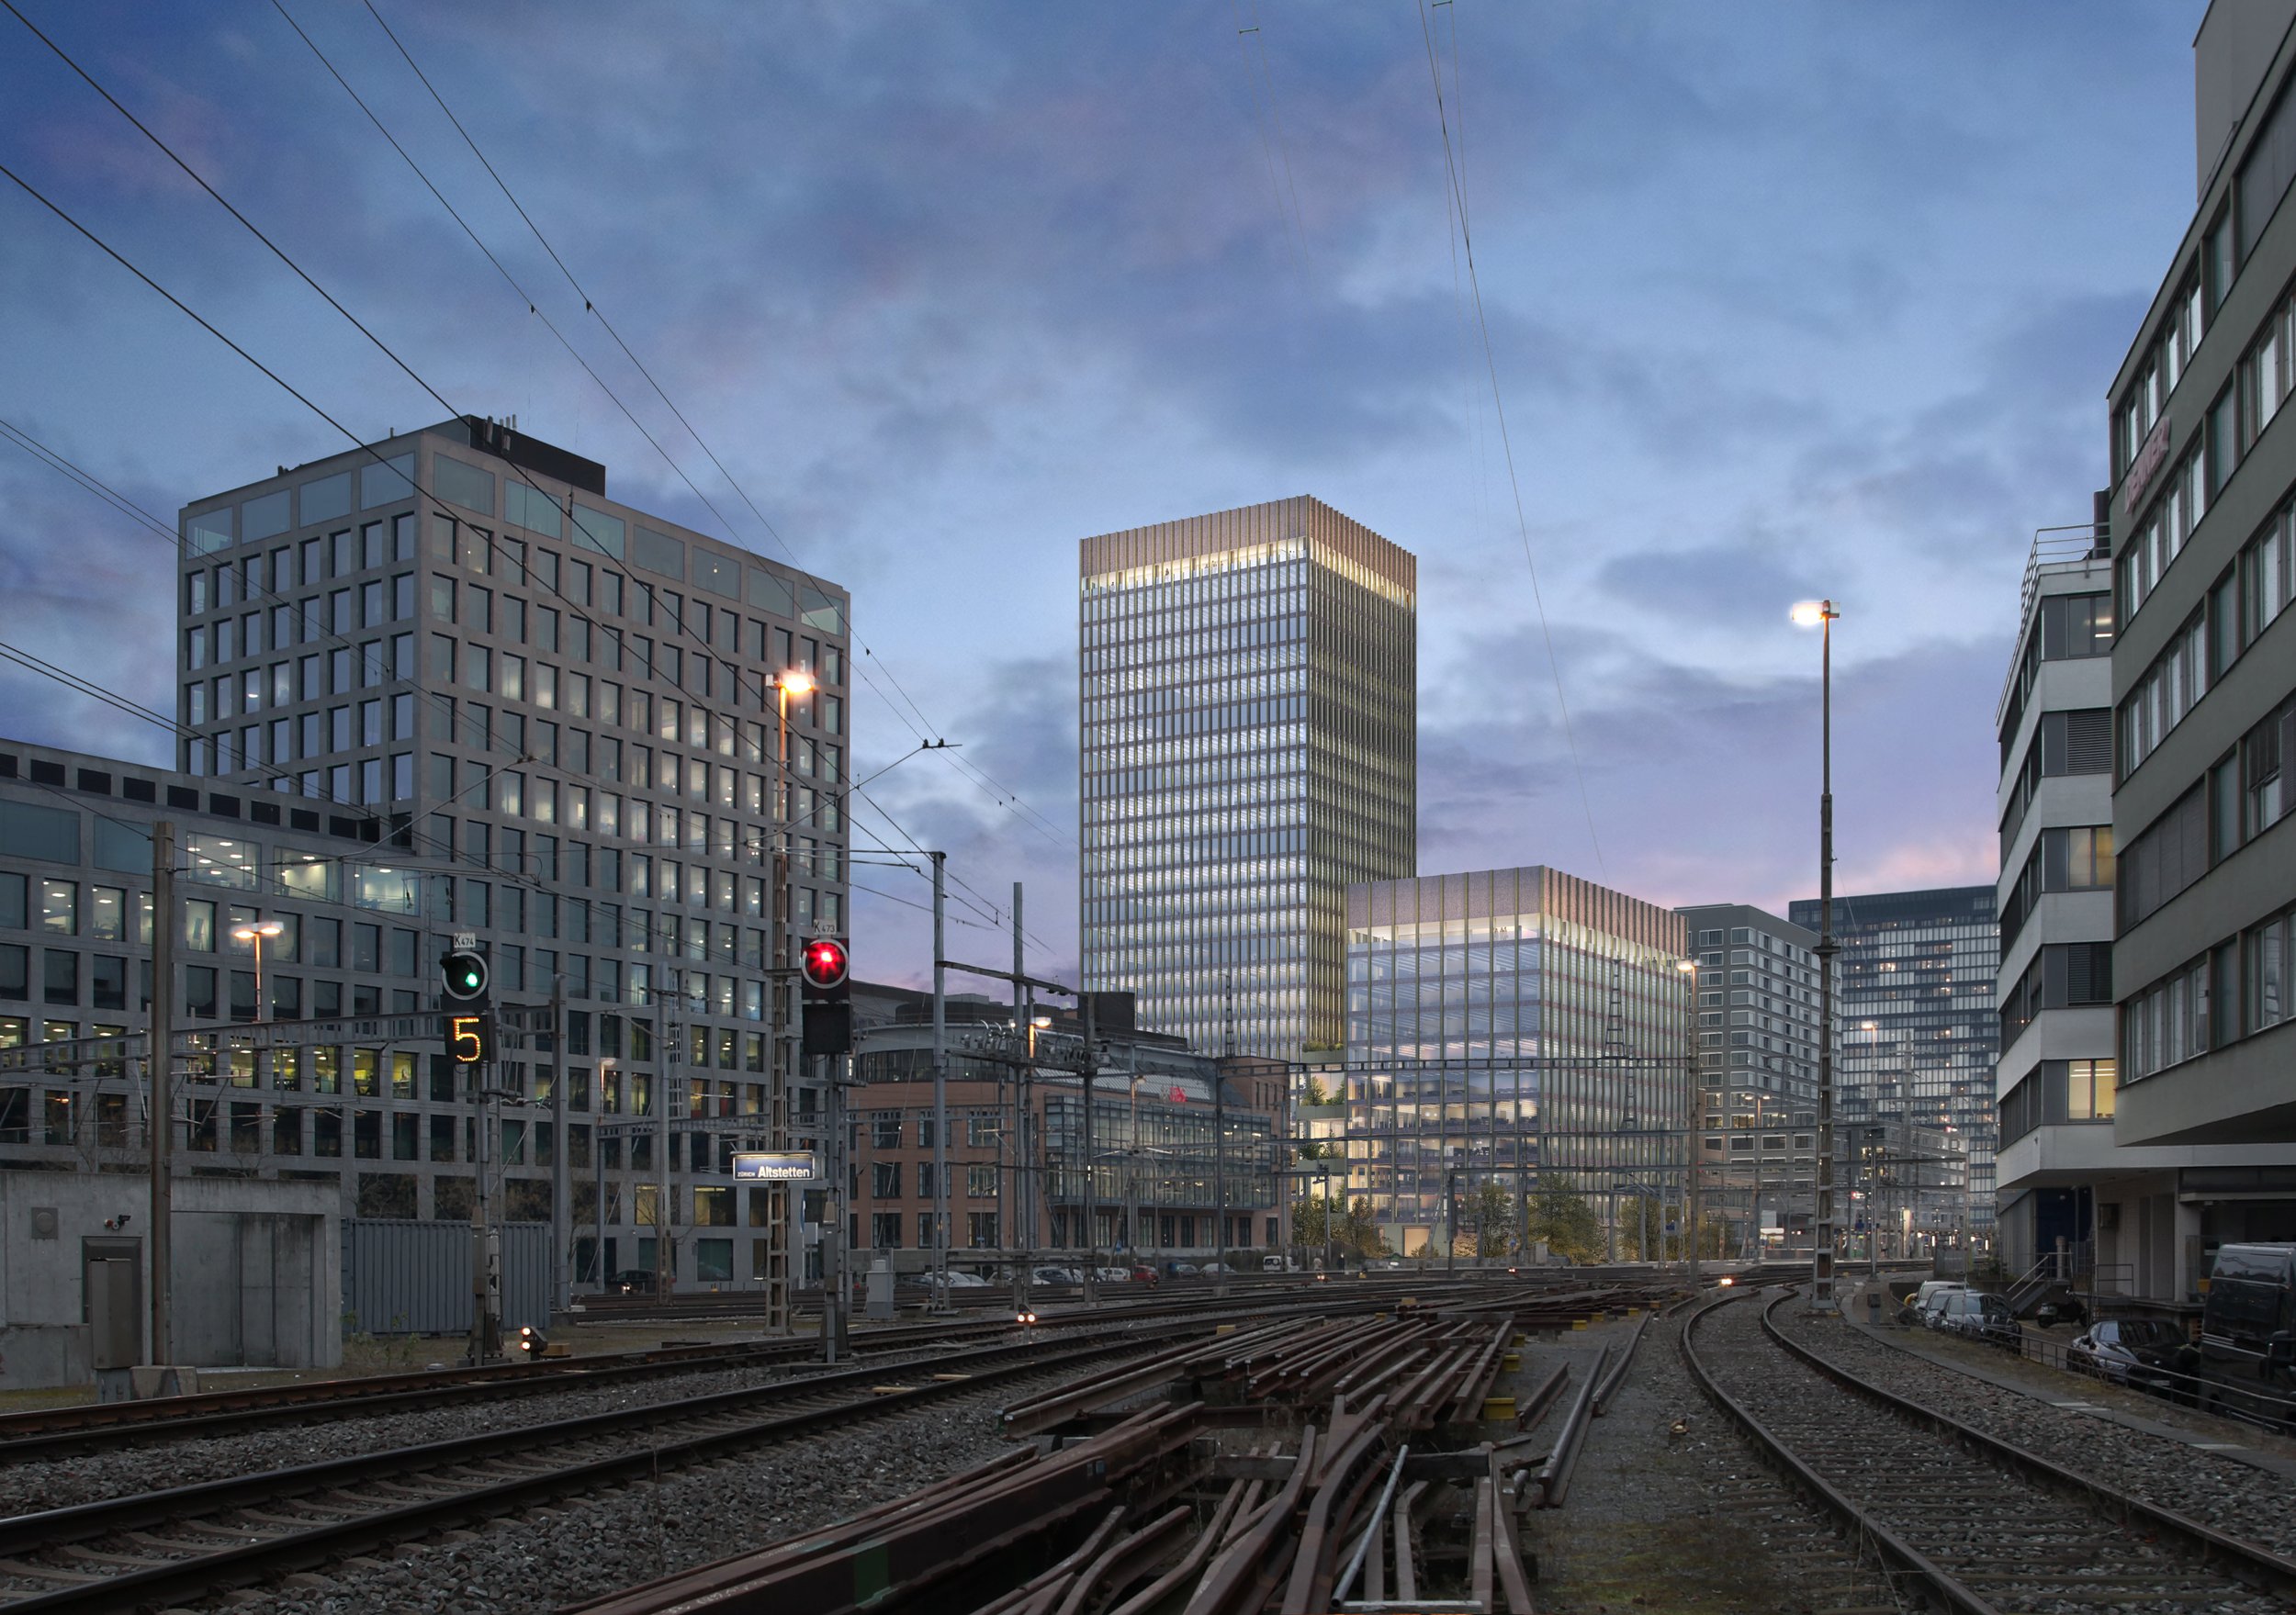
[331,0,1076,853]
[1412,0,1606,880]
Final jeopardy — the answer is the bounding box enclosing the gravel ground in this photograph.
[0,1326,1032,1519]
[1520,1309,1911,1615]
[178,1358,1125,1614]
[1781,1307,2296,1559]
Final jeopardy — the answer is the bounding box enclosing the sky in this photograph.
[0,1,2209,989]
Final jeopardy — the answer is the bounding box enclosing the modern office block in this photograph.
[2,418,851,1306]
[1790,887,1999,1238]
[1334,866,1690,1256]
[1079,496,1414,1059]
[2080,2,2296,1283]
[1674,903,1823,1255]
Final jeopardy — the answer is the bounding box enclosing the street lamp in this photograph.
[592,1057,615,1291]
[229,922,284,1022]
[1791,598,1840,1313]
[769,668,815,1329]
[1677,956,1701,1283]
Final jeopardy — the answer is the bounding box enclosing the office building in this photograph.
[1675,903,1823,1255]
[846,985,1279,1262]
[1333,866,1690,1257]
[2084,3,2296,1289]
[1789,887,1999,1240]
[1990,517,2286,1298]
[2,418,850,1318]
[1079,497,1415,1059]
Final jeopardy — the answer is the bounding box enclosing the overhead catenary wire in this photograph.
[1412,0,1607,880]
[8,10,1065,970]
[321,0,1077,853]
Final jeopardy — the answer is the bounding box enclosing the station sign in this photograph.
[732,1150,824,1184]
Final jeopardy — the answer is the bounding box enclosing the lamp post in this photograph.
[230,922,283,1103]
[1791,598,1840,1313]
[229,921,283,1023]
[591,1058,613,1291]
[770,669,814,1334]
[1677,957,1702,1283]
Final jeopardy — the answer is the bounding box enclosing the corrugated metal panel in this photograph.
[343,1219,553,1336]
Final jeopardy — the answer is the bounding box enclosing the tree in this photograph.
[1292,1193,1388,1257]
[1526,1173,1604,1265]
[1301,1075,1334,1107]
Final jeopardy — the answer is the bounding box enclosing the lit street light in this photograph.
[1791,598,1840,1313]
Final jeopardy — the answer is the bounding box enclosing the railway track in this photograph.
[0,1279,1498,1463]
[1683,1285,2296,1615]
[0,1323,1196,1612]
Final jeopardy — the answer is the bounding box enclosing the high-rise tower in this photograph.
[1078,496,1414,1057]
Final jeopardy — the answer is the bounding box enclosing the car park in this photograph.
[2065,1318,2184,1393]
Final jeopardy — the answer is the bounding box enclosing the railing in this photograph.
[2018,523,2111,623]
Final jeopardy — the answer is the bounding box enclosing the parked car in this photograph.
[1095,1265,1131,1284]
[943,1270,992,1288]
[2199,1242,2296,1422]
[1164,1261,1201,1279]
[2066,1318,2185,1393]
[1128,1264,1160,1285]
[1935,1291,2019,1349]
[1262,1254,1300,1273]
[1032,1266,1079,1285]
[1916,1287,1965,1329]
[609,1269,659,1294]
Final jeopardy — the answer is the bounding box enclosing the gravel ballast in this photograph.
[1520,1307,1910,1615]
[1782,1308,2296,1561]
[0,1327,1049,1518]
[198,1357,1134,1615]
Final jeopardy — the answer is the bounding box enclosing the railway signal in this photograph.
[802,936,852,1056]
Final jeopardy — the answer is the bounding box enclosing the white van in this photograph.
[1263,1254,1300,1273]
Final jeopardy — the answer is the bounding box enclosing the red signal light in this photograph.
[801,936,849,991]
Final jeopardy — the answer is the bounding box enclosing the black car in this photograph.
[2066,1318,2183,1393]
[608,1268,660,1294]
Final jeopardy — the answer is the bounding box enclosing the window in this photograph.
[872,1114,901,1149]
[2119,785,2207,930]
[872,1161,901,1198]
[870,1212,902,1249]
[2237,73,2296,264]
[2119,614,2206,779]
[38,880,75,935]
[966,1163,996,1198]
[433,455,493,515]
[2124,953,2214,1082]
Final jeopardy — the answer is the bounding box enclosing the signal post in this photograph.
[800,936,852,1358]
[441,939,498,1363]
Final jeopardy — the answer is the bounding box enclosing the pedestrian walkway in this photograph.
[1843,1279,2296,1479]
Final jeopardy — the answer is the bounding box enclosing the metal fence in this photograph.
[343,1218,553,1337]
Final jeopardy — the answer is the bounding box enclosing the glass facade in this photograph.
[1079,497,1413,1057]
[1334,868,1690,1244]
[1790,887,2000,1229]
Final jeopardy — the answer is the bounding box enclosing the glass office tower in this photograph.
[1079,496,1414,1058]
[1339,866,1691,1251]
[1790,887,2000,1233]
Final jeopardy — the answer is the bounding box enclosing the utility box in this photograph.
[865,1262,895,1321]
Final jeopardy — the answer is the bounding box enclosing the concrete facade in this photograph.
[1676,903,1822,1255]
[2,418,852,1318]
[0,1171,338,1391]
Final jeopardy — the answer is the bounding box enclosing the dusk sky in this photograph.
[0,2,2206,988]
